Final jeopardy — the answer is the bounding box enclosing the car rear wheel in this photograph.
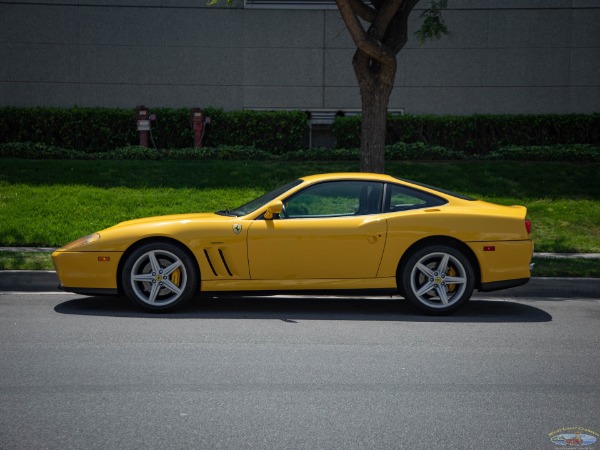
[400,245,474,315]
[122,242,198,312]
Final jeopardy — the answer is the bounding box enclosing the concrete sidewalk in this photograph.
[1,270,598,298]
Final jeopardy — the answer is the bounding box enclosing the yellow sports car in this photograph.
[52,173,533,315]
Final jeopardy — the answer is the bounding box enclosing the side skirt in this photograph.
[202,288,400,298]
[59,285,120,296]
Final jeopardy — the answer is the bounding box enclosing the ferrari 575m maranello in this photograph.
[52,173,534,315]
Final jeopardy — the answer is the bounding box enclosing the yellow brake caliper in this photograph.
[171,268,181,287]
[447,266,457,293]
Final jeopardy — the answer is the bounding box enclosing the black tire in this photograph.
[400,244,474,315]
[121,241,198,312]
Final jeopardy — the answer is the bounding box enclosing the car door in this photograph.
[247,180,387,280]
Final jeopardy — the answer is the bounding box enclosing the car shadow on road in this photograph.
[54,295,552,323]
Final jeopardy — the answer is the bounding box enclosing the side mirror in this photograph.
[263,200,283,220]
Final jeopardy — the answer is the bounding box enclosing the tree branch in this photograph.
[336,0,395,67]
[369,0,404,41]
[385,0,420,53]
[347,0,375,22]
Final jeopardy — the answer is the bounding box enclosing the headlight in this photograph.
[60,233,101,250]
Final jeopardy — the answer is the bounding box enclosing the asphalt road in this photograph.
[1,293,598,450]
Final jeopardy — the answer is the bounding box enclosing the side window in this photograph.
[283,181,383,218]
[385,183,447,212]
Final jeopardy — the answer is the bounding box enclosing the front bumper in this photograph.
[52,250,123,290]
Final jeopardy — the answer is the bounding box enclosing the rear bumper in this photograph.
[467,240,534,285]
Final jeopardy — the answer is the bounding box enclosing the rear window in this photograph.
[385,183,447,212]
[395,177,476,201]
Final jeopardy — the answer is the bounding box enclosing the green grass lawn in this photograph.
[1,159,599,253]
[0,251,54,270]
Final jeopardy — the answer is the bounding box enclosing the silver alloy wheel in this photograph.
[409,251,467,309]
[129,249,188,306]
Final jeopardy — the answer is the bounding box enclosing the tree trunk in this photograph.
[354,48,395,174]
[359,82,392,173]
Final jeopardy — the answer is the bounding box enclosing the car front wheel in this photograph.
[122,242,198,312]
[400,245,474,315]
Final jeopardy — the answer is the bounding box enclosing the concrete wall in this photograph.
[0,0,598,114]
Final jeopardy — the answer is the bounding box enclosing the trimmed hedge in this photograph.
[0,107,136,153]
[0,142,277,161]
[0,107,308,153]
[3,141,597,162]
[287,143,468,161]
[203,109,308,154]
[333,113,600,154]
[3,107,598,156]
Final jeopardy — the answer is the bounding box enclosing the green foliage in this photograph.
[203,109,307,154]
[284,148,360,161]
[290,142,467,161]
[163,146,277,161]
[5,107,598,159]
[531,257,600,278]
[150,108,193,149]
[108,146,164,160]
[0,252,53,270]
[333,113,600,154]
[0,107,307,153]
[0,142,284,161]
[3,141,598,163]
[207,0,240,6]
[0,107,136,153]
[332,115,362,149]
[487,145,600,162]
[0,141,86,159]
[415,0,449,45]
[385,142,467,160]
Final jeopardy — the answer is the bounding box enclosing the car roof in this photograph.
[300,173,399,183]
[298,173,475,202]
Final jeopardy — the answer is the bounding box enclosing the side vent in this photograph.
[203,249,218,277]
[203,247,235,277]
[218,249,233,276]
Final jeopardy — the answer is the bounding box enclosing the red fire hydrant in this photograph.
[136,105,151,148]
[190,108,208,148]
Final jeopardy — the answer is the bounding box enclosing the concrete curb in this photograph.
[476,277,600,299]
[0,270,598,298]
[0,270,61,292]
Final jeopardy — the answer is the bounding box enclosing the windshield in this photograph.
[216,179,303,217]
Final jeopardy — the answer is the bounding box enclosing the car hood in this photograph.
[108,212,229,229]
[55,212,239,253]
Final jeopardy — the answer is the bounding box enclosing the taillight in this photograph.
[525,219,531,235]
